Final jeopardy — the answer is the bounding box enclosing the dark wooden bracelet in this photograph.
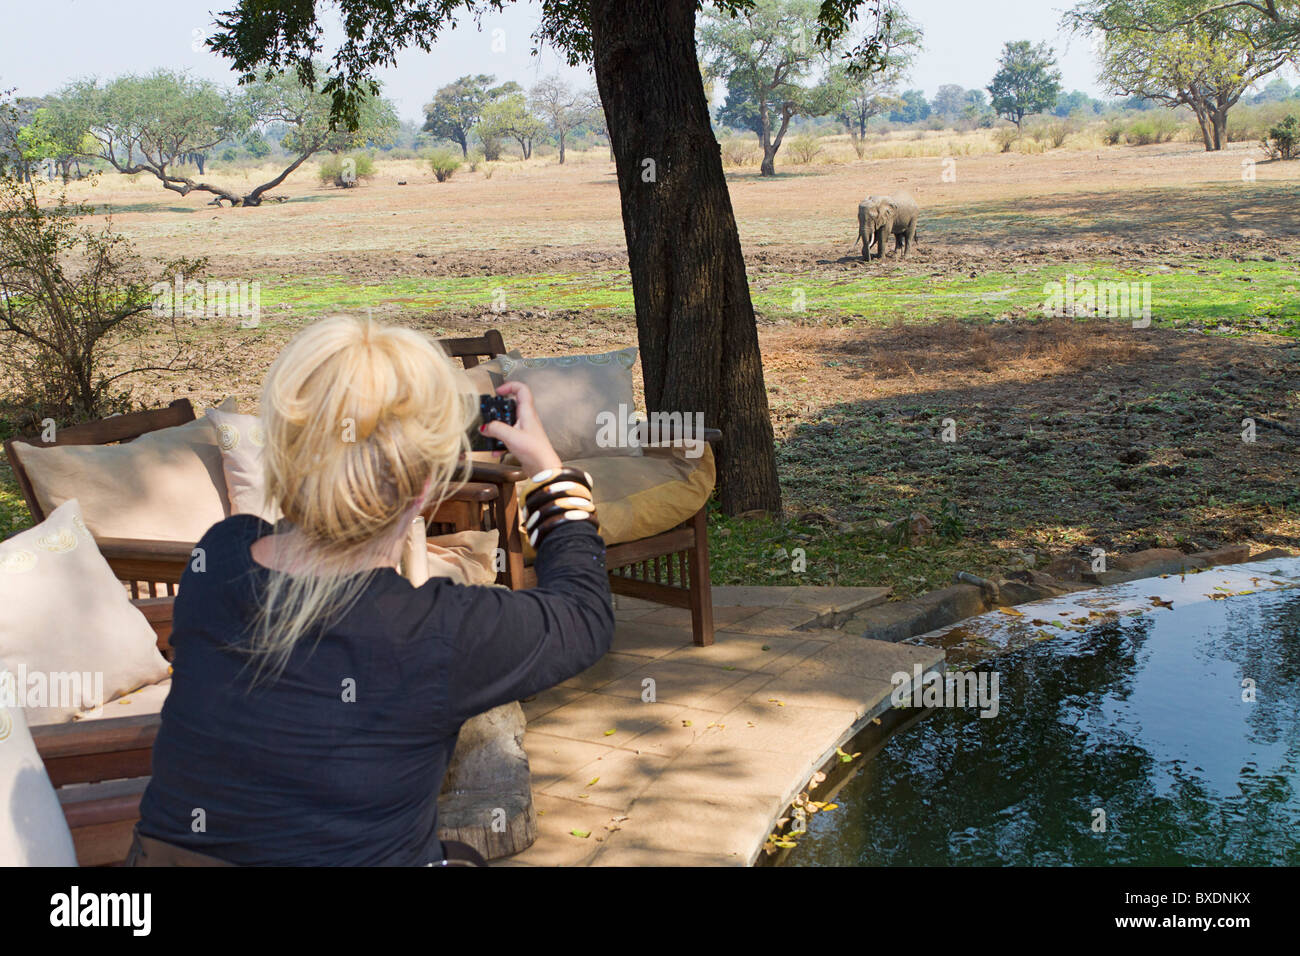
[525,497,595,531]
[529,509,599,548]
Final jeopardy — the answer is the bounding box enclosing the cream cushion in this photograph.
[0,500,170,726]
[521,444,716,558]
[72,678,172,723]
[453,351,521,399]
[204,407,280,524]
[402,521,500,587]
[501,348,641,461]
[0,678,79,865]
[9,398,238,542]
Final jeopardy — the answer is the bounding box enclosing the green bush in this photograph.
[318,153,376,188]
[1102,122,1124,145]
[427,148,462,182]
[1264,114,1299,159]
[994,127,1019,152]
[1125,115,1181,146]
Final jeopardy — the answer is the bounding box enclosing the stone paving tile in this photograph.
[520,685,589,722]
[755,639,832,675]
[522,731,614,789]
[527,692,684,748]
[613,607,657,622]
[784,586,891,613]
[590,841,735,867]
[714,699,860,757]
[597,658,751,709]
[658,631,805,671]
[590,793,774,863]
[618,708,730,759]
[758,659,897,718]
[807,638,944,681]
[635,603,765,630]
[609,620,697,658]
[539,747,669,812]
[501,793,610,866]
[647,740,811,800]
[691,670,776,714]
[560,651,656,692]
[718,605,822,635]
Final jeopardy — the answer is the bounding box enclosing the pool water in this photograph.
[792,577,1300,866]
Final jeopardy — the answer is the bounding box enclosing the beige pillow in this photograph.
[0,675,79,865]
[205,407,280,524]
[9,398,238,542]
[453,350,521,398]
[401,520,500,587]
[0,499,171,726]
[501,347,641,461]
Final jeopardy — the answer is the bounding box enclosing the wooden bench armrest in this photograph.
[465,460,528,485]
[96,538,197,563]
[642,424,722,445]
[32,714,161,788]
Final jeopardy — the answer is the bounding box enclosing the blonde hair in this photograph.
[250,316,471,677]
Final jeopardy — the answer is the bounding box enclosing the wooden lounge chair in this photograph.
[440,331,720,646]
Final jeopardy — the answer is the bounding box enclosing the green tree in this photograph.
[931,83,967,120]
[1067,0,1299,149]
[60,69,396,205]
[888,87,931,122]
[204,0,903,515]
[827,9,923,146]
[987,40,1063,127]
[477,92,544,159]
[422,75,517,156]
[1054,89,1099,116]
[701,0,842,176]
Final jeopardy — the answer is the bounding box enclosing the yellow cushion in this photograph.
[521,444,715,559]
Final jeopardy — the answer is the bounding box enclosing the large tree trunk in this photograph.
[1211,108,1228,151]
[589,0,782,515]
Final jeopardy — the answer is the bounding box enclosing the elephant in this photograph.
[854,192,920,261]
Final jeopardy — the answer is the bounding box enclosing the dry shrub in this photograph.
[785,133,824,165]
[721,137,759,167]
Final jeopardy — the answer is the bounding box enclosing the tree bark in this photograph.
[589,0,782,515]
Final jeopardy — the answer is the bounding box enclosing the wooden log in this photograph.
[437,702,536,860]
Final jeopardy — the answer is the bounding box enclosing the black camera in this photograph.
[470,394,517,452]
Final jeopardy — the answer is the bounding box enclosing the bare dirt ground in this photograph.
[5,138,1298,590]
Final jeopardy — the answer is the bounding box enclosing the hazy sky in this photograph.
[0,0,1145,120]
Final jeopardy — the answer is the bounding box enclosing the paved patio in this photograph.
[499,586,945,866]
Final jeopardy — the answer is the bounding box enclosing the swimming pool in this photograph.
[790,559,1300,866]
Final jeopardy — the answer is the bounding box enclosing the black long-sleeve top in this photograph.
[136,513,613,865]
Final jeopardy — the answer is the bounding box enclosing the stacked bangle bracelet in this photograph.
[521,467,599,548]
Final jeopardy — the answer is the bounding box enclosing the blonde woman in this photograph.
[129,317,613,866]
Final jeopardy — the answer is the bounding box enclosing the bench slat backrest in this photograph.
[439,330,507,369]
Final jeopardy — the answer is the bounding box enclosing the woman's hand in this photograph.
[480,381,563,476]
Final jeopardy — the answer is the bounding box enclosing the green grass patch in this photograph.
[251,259,1300,335]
